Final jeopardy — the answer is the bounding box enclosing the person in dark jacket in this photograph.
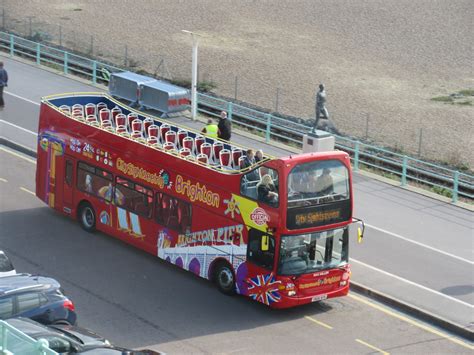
[257,174,278,206]
[0,61,8,108]
[242,149,260,181]
[217,110,232,140]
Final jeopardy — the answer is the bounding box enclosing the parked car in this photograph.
[0,273,77,325]
[5,317,163,354]
[0,250,16,277]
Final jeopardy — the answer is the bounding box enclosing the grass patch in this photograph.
[431,186,453,198]
[459,89,474,96]
[431,96,454,103]
[431,89,474,106]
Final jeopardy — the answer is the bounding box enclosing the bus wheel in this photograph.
[215,263,236,295]
[78,202,96,232]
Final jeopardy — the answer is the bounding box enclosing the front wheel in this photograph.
[78,203,96,232]
[215,263,236,295]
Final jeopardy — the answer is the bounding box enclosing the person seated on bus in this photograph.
[257,174,278,206]
[84,174,93,194]
[315,168,334,196]
[241,149,260,180]
[255,149,264,162]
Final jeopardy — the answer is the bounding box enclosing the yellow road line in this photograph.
[356,338,389,355]
[0,146,36,164]
[0,178,7,183]
[304,315,333,330]
[349,294,474,350]
[20,187,35,196]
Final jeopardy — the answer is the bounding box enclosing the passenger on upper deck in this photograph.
[242,149,260,181]
[255,149,264,162]
[257,174,279,206]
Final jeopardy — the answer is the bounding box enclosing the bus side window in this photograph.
[65,160,73,186]
[247,229,275,270]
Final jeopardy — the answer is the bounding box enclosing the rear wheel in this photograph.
[78,202,96,232]
[215,263,236,295]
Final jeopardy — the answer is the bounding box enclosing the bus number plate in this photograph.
[312,294,327,302]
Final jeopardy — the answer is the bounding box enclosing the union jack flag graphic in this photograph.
[247,273,281,305]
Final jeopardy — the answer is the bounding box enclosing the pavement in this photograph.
[1,54,473,341]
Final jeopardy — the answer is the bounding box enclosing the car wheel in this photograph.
[79,202,96,232]
[215,263,236,295]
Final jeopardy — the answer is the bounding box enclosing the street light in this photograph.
[182,30,200,121]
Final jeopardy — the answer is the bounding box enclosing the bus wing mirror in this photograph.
[357,227,363,243]
[261,235,269,251]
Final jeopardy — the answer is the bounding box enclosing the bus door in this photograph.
[55,155,74,214]
[246,228,276,276]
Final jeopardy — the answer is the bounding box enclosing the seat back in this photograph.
[200,142,212,159]
[194,136,205,155]
[165,130,177,144]
[177,130,187,148]
[182,137,194,153]
[232,149,243,168]
[212,142,224,162]
[143,118,153,137]
[85,103,96,116]
[196,153,208,164]
[148,124,159,139]
[160,124,171,142]
[219,149,232,168]
[115,113,127,128]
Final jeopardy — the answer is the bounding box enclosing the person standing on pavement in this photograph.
[201,118,219,138]
[217,110,232,141]
[0,62,8,109]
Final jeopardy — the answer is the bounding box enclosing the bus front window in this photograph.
[278,228,348,276]
[288,160,349,208]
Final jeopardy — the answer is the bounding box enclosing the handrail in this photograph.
[0,31,472,204]
[0,320,58,355]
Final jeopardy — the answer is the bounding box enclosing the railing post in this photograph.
[9,33,14,56]
[2,324,8,353]
[36,43,41,65]
[92,61,97,85]
[227,101,233,121]
[401,155,408,186]
[353,141,360,171]
[265,114,272,143]
[452,171,459,203]
[64,51,68,75]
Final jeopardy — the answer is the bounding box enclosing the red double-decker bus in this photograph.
[36,92,363,308]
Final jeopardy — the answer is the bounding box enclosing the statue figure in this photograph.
[311,84,329,133]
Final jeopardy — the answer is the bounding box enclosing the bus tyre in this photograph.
[78,203,96,233]
[215,263,236,295]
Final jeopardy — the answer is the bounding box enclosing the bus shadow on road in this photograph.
[1,206,348,348]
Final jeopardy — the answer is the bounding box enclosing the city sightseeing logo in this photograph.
[250,207,270,226]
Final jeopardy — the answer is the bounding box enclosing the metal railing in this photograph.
[0,320,58,355]
[1,32,472,204]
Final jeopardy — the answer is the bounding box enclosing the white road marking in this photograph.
[355,339,389,355]
[0,119,38,136]
[0,146,36,164]
[366,223,473,265]
[0,178,7,182]
[351,258,474,308]
[20,187,35,195]
[4,90,40,106]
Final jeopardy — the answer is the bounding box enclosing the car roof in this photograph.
[0,273,60,296]
[6,317,59,337]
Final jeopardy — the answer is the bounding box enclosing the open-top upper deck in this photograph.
[41,92,272,175]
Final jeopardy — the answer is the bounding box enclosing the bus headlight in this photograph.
[288,290,296,296]
[339,280,347,287]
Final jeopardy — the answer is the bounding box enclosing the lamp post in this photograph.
[182,30,200,121]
